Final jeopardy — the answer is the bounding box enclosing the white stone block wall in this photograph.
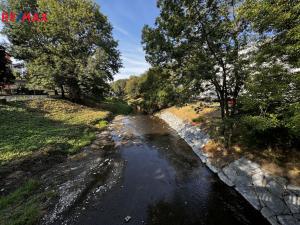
[157,111,300,225]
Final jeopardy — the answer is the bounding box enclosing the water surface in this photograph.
[66,115,269,225]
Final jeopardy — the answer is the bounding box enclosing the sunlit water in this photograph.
[62,115,269,225]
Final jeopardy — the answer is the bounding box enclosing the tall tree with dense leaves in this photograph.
[111,79,128,97]
[237,0,300,147]
[3,0,121,101]
[138,68,177,112]
[239,64,300,147]
[142,0,251,119]
[125,76,142,99]
[239,0,300,67]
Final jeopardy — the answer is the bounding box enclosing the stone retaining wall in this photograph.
[156,111,300,225]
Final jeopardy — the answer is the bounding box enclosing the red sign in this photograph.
[1,11,47,23]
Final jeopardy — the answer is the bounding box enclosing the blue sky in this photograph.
[96,0,159,80]
[0,0,159,80]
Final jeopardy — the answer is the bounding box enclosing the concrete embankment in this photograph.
[156,111,300,225]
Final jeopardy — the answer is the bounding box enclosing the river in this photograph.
[59,115,269,225]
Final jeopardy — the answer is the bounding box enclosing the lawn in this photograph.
[0,98,113,225]
[0,180,45,225]
[0,99,110,164]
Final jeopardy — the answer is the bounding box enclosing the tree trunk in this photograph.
[67,79,81,102]
[60,85,65,98]
[224,93,229,117]
[220,98,225,119]
[219,90,226,120]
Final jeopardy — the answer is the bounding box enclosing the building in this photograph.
[13,61,26,78]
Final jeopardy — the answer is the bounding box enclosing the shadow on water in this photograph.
[66,115,270,225]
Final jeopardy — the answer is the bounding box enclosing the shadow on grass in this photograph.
[0,101,101,194]
[0,179,46,225]
[0,100,113,225]
[0,102,96,164]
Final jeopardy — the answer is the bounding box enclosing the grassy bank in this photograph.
[97,98,133,115]
[0,98,126,225]
[0,99,111,164]
[0,180,45,225]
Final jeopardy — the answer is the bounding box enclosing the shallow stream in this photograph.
[61,115,269,225]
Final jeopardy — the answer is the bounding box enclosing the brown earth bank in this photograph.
[164,102,300,186]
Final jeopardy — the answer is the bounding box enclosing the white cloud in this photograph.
[114,25,130,37]
[123,56,149,67]
[114,49,150,80]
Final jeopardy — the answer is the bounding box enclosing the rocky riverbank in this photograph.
[156,111,300,225]
[40,129,123,224]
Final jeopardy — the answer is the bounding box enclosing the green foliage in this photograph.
[99,98,133,115]
[240,0,300,67]
[192,116,205,123]
[240,65,298,113]
[285,103,300,138]
[142,0,251,118]
[241,115,280,132]
[124,76,143,99]
[97,120,108,129]
[239,64,300,147]
[141,0,300,148]
[234,0,300,147]
[3,0,121,100]
[111,79,127,97]
[118,68,178,113]
[0,180,43,225]
[0,99,109,163]
[138,68,177,112]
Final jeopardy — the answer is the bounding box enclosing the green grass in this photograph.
[0,180,44,225]
[100,98,133,115]
[192,116,205,123]
[0,99,115,223]
[0,99,110,163]
[96,120,109,129]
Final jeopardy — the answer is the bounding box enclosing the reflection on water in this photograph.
[66,115,269,225]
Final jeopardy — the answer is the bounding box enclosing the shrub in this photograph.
[192,116,205,123]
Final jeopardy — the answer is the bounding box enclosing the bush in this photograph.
[241,115,280,132]
[192,116,205,123]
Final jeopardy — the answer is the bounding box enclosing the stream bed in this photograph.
[59,115,270,225]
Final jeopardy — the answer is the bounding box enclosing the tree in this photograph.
[142,0,251,119]
[237,0,300,147]
[240,0,300,67]
[239,63,300,147]
[115,69,178,113]
[0,46,14,84]
[125,76,142,98]
[111,79,128,97]
[3,0,121,101]
[139,68,177,112]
